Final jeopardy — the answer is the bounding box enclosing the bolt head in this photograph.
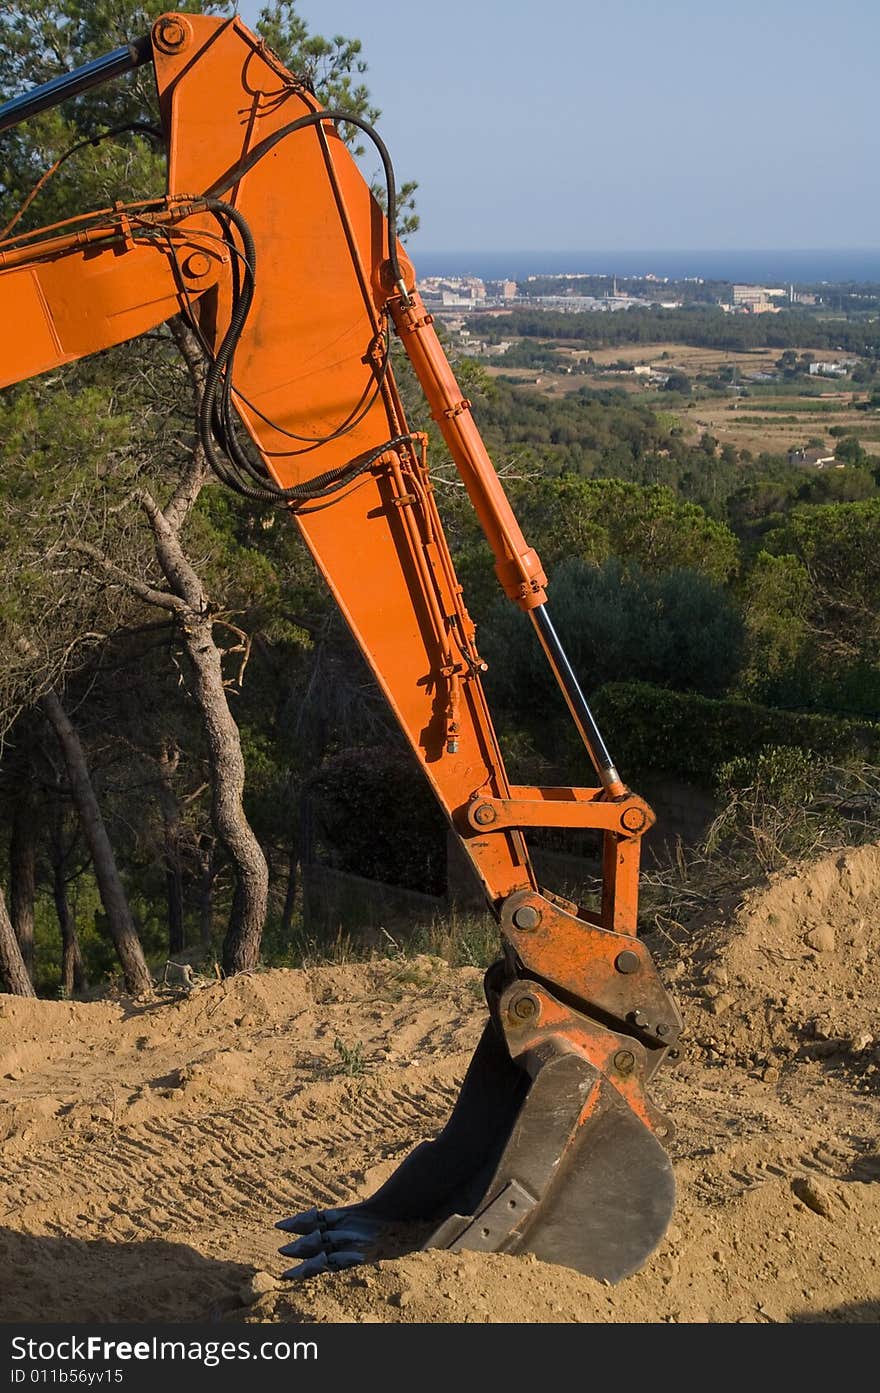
[615,949,641,975]
[613,1049,636,1074]
[620,806,647,833]
[154,16,189,51]
[511,994,539,1022]
[472,802,496,826]
[183,251,211,280]
[512,904,541,931]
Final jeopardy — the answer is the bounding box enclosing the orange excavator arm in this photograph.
[0,12,681,1283]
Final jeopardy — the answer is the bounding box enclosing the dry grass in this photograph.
[269,908,498,973]
[689,394,880,456]
[639,759,880,962]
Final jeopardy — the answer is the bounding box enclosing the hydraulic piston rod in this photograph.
[0,39,151,135]
[530,604,625,796]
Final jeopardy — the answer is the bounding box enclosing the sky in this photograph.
[238,1,879,257]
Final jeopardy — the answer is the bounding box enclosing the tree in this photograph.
[0,883,36,997]
[740,551,812,696]
[0,1,397,983]
[664,372,692,396]
[762,500,880,713]
[796,465,876,505]
[509,478,740,583]
[481,557,745,739]
[307,748,445,895]
[776,350,798,375]
[6,739,36,981]
[39,683,153,996]
[155,741,185,956]
[46,787,87,997]
[834,436,869,466]
[63,450,274,974]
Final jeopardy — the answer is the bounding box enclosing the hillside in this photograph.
[1,845,878,1325]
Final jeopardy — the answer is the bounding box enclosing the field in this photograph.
[484,340,880,458]
[2,843,879,1324]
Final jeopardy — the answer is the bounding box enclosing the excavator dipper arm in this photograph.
[0,13,681,1283]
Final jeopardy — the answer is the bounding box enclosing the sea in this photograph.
[409,249,880,286]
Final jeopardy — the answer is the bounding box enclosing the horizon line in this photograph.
[411,245,880,255]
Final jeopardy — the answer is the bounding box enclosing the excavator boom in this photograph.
[0,13,681,1284]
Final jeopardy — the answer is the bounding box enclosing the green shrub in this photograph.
[590,682,880,785]
[482,558,745,716]
[709,746,851,869]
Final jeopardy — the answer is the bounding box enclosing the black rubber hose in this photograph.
[205,108,408,296]
[193,107,411,503]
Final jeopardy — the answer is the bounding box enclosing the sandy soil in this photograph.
[1,845,878,1324]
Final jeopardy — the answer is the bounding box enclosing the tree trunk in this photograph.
[9,773,36,980]
[198,842,215,950]
[0,884,36,997]
[48,806,87,997]
[184,612,268,973]
[165,867,185,956]
[280,850,298,939]
[55,863,86,998]
[65,389,269,977]
[40,689,152,997]
[138,490,268,975]
[156,743,185,956]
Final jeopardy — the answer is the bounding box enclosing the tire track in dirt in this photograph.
[2,1074,461,1243]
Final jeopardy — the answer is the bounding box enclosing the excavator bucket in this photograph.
[278,977,676,1284]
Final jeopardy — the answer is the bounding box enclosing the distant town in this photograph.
[417,272,820,316]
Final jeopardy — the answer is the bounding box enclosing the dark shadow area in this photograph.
[843,1150,880,1182]
[791,1300,880,1323]
[116,996,191,1024]
[0,1228,253,1322]
[791,1042,880,1095]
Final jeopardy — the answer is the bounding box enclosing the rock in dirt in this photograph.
[792,1176,834,1219]
[804,925,836,953]
[239,1270,280,1304]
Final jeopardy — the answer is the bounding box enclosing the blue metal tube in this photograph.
[0,38,151,135]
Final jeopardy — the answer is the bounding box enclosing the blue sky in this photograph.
[239,1,878,256]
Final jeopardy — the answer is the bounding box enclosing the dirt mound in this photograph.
[672,843,880,1077]
[0,956,483,1157]
[250,1173,880,1323]
[1,889,878,1324]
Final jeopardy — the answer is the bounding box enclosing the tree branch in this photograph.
[164,317,212,533]
[65,539,188,615]
[138,490,207,612]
